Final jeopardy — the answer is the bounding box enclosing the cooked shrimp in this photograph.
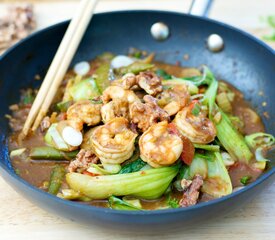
[102,86,140,105]
[101,86,140,122]
[139,121,183,168]
[101,99,130,123]
[157,84,190,116]
[174,102,216,144]
[130,95,170,132]
[90,117,137,164]
[67,100,102,130]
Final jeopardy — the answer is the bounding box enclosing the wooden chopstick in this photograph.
[21,0,98,137]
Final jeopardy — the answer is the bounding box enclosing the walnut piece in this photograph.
[68,149,98,173]
[130,95,170,132]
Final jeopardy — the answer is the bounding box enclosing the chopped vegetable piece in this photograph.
[202,67,218,115]
[57,189,92,201]
[189,154,208,179]
[122,197,143,208]
[22,89,35,105]
[108,196,142,210]
[10,148,26,158]
[245,132,275,149]
[45,123,70,151]
[191,103,201,116]
[87,163,121,175]
[240,176,251,185]
[119,158,147,174]
[117,62,154,75]
[30,146,78,160]
[202,152,232,197]
[66,165,179,200]
[94,62,111,93]
[221,152,235,167]
[69,78,101,101]
[56,101,73,112]
[193,144,220,152]
[166,193,180,208]
[216,92,232,113]
[213,109,253,164]
[155,69,172,79]
[48,165,66,195]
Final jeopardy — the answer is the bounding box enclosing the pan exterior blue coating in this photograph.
[0,11,274,230]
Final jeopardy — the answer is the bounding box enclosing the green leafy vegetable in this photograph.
[56,101,73,112]
[213,109,253,164]
[240,176,251,185]
[166,193,180,209]
[119,158,147,174]
[108,196,142,210]
[66,165,179,200]
[191,103,201,116]
[22,89,35,105]
[261,15,275,41]
[69,78,101,101]
[155,69,172,79]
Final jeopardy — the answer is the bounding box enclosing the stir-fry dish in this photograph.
[8,51,274,210]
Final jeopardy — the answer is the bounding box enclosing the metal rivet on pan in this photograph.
[207,34,224,52]
[151,22,170,41]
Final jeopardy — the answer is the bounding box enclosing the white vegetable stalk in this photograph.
[111,55,134,69]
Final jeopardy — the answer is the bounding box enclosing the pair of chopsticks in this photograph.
[21,0,99,138]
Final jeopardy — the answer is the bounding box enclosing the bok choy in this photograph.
[202,152,232,197]
[66,165,179,200]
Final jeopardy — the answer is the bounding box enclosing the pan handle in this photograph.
[188,0,213,17]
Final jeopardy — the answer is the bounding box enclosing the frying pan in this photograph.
[0,2,274,231]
